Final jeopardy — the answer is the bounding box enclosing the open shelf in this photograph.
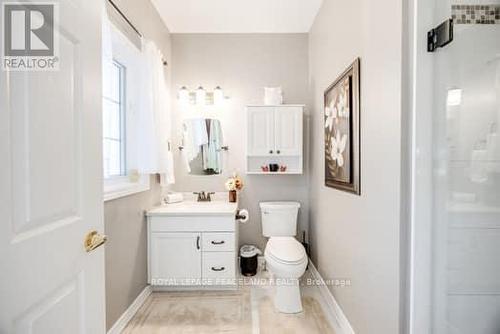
[246,171,303,175]
[246,155,303,175]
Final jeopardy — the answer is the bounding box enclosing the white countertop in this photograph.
[147,200,238,217]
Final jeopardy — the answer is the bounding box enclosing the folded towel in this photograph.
[165,192,183,204]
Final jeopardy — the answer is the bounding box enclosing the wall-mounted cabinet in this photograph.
[246,105,304,174]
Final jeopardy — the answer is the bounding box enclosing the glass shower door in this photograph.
[430,2,500,333]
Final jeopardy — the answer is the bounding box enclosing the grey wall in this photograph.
[308,0,403,333]
[170,34,310,250]
[104,0,172,330]
[104,176,161,330]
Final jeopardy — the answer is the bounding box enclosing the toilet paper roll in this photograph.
[236,209,249,223]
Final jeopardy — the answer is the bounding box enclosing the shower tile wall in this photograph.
[451,4,500,24]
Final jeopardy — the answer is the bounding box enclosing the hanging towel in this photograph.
[191,118,209,147]
[182,118,208,161]
[202,119,224,173]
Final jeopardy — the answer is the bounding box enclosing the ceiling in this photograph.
[151,0,324,33]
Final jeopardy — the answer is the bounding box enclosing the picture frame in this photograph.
[324,58,360,195]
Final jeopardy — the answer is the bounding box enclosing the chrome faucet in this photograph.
[194,191,215,202]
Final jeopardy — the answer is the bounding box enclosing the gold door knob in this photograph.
[84,230,107,252]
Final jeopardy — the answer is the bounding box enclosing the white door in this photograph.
[0,0,105,333]
[274,106,303,156]
[150,233,202,285]
[247,106,275,155]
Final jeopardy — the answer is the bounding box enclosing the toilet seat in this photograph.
[266,237,306,264]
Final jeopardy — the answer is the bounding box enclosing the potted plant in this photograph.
[225,174,244,202]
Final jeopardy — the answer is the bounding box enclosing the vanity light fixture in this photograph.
[177,86,228,106]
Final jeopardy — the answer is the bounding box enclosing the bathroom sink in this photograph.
[147,200,238,217]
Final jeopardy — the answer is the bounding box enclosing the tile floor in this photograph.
[123,270,336,334]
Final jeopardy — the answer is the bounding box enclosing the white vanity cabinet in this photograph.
[149,232,202,285]
[147,202,238,289]
[246,105,304,174]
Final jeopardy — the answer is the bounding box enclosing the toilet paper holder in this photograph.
[235,209,249,223]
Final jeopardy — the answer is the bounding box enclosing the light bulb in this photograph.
[196,86,206,105]
[178,86,189,105]
[214,86,224,105]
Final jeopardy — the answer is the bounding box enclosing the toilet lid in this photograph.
[259,202,301,210]
[266,237,306,264]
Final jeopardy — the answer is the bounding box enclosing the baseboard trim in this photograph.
[107,285,152,334]
[308,260,355,334]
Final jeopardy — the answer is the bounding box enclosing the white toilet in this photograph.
[260,201,308,313]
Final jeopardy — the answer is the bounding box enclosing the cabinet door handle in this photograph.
[277,150,281,154]
[269,150,273,154]
[196,236,200,250]
[211,266,225,272]
[211,240,225,245]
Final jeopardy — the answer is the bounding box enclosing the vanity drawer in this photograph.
[202,252,236,283]
[202,232,235,252]
[149,216,235,232]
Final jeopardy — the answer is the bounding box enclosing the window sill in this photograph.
[103,176,150,202]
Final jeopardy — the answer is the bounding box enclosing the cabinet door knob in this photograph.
[269,150,273,154]
[211,266,226,272]
[277,150,281,154]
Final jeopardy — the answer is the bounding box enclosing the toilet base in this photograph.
[274,278,303,313]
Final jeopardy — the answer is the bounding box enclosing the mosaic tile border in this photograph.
[451,4,500,24]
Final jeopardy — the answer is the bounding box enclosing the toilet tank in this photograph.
[260,202,300,237]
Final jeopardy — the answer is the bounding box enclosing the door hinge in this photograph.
[428,19,454,52]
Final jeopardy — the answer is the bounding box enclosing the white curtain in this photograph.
[137,40,175,184]
[103,9,175,184]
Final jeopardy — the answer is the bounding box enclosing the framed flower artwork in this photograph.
[324,58,360,195]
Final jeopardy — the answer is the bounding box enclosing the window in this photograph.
[102,21,150,201]
[103,60,126,179]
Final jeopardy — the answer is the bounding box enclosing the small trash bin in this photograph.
[240,245,261,276]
